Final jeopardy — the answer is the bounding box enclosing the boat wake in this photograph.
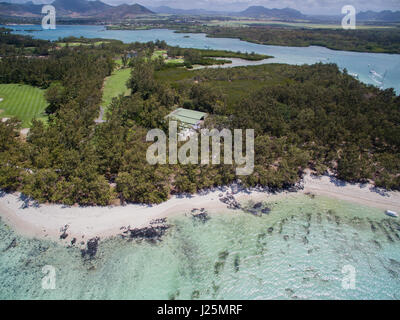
[369,68,387,88]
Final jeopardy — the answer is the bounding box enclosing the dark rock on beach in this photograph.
[59,224,69,240]
[60,233,68,240]
[219,193,241,210]
[247,209,261,217]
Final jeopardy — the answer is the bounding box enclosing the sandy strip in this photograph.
[0,173,399,246]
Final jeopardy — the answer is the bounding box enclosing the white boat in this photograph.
[385,210,398,218]
[349,73,359,79]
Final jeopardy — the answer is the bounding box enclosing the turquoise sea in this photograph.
[1,195,399,300]
[4,25,400,93]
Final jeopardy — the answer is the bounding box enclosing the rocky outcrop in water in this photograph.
[242,201,272,217]
[191,208,210,223]
[128,226,169,241]
[125,220,170,243]
[81,237,100,260]
[119,219,170,243]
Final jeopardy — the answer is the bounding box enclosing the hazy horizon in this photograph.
[2,0,400,15]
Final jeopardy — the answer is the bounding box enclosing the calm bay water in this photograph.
[1,195,399,300]
[5,25,400,93]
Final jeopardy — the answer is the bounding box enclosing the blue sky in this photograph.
[6,0,400,14]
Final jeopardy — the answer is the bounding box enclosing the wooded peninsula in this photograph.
[0,29,399,206]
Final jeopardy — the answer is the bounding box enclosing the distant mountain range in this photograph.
[149,5,225,16]
[0,0,154,18]
[358,10,400,22]
[238,6,306,19]
[0,1,399,22]
[149,5,306,19]
[147,5,400,22]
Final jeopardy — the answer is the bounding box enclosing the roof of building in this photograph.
[167,108,207,128]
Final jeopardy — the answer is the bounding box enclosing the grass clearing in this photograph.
[102,68,131,112]
[166,58,185,65]
[153,50,167,59]
[0,84,48,128]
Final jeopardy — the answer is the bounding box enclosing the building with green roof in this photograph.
[166,108,207,129]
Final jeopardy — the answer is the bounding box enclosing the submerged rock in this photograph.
[3,238,17,252]
[191,210,210,223]
[81,237,100,260]
[128,224,170,243]
[214,261,225,275]
[261,208,271,215]
[243,201,271,217]
[234,254,240,272]
[168,290,180,300]
[191,290,200,299]
[218,250,229,261]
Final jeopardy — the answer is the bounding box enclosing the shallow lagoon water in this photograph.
[5,25,400,93]
[1,194,399,300]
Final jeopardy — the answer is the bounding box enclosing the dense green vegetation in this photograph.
[167,47,271,61]
[105,21,400,53]
[0,84,48,128]
[155,63,400,188]
[0,27,52,56]
[177,26,400,54]
[0,32,399,206]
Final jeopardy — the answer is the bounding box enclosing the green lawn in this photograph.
[153,50,167,58]
[101,68,131,113]
[166,58,185,65]
[0,84,48,128]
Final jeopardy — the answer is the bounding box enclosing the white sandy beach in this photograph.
[0,172,399,246]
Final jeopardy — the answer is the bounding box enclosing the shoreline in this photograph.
[0,173,399,246]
